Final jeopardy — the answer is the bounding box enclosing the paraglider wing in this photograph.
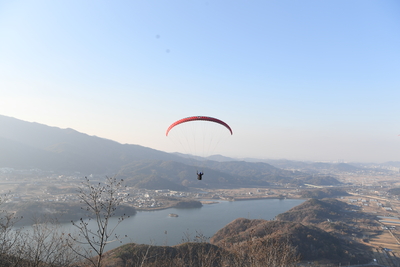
[166,116,233,136]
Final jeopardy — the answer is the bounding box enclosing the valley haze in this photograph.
[2,114,400,266]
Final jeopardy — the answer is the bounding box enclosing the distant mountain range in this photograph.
[0,115,184,174]
[3,114,396,189]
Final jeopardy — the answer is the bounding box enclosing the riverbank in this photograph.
[230,196,305,201]
[134,196,303,211]
[200,201,219,204]
[134,199,203,211]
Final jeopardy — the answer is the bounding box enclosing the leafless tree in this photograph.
[0,193,24,267]
[221,228,300,267]
[67,176,128,267]
[19,216,80,267]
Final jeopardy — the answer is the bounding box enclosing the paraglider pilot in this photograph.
[197,171,204,180]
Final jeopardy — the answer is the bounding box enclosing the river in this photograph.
[19,198,304,253]
[77,198,305,251]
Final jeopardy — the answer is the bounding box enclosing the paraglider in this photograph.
[197,171,204,180]
[166,116,233,136]
[166,116,232,180]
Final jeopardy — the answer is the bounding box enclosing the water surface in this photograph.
[106,198,305,249]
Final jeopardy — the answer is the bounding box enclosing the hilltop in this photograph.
[210,218,370,263]
[276,198,350,224]
[209,198,374,264]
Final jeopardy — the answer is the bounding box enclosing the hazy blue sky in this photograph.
[1,0,399,162]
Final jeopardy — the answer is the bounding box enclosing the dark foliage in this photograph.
[175,200,203,208]
[388,187,400,196]
[300,188,349,198]
[3,201,136,226]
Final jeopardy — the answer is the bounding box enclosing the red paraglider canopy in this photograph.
[166,116,233,136]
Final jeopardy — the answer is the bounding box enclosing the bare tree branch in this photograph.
[67,176,128,267]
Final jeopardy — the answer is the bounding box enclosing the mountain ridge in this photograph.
[0,115,342,188]
[0,115,185,174]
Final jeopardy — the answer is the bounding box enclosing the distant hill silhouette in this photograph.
[300,188,349,199]
[0,115,342,188]
[266,159,400,176]
[117,160,271,189]
[0,115,185,174]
